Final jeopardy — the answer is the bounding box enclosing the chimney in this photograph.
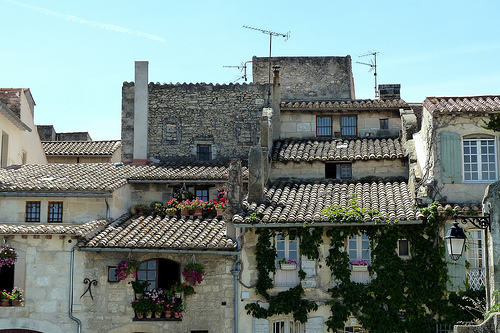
[226,159,243,240]
[248,145,264,204]
[133,61,149,164]
[271,66,281,140]
[378,84,401,100]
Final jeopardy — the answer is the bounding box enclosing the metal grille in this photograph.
[25,201,40,222]
[467,268,486,290]
[435,323,454,333]
[48,202,63,222]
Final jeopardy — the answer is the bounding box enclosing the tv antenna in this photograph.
[357,52,379,98]
[223,60,252,83]
[243,25,290,104]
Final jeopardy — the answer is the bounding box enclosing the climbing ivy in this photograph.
[245,201,485,331]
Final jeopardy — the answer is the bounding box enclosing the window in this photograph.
[195,187,209,202]
[397,239,410,258]
[380,118,389,130]
[1,131,8,167]
[463,137,497,182]
[48,202,63,223]
[465,229,485,290]
[337,327,370,333]
[197,144,212,162]
[25,201,40,222]
[108,267,119,282]
[348,233,370,263]
[325,163,352,180]
[275,235,300,287]
[341,116,357,137]
[272,319,304,333]
[137,258,180,291]
[316,116,332,137]
[0,262,14,291]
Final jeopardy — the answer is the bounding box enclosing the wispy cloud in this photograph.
[5,0,165,42]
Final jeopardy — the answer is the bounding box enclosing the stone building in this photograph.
[0,88,47,166]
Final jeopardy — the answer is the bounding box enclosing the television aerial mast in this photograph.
[243,25,290,104]
[223,60,252,83]
[357,52,379,98]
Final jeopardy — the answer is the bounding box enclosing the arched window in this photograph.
[137,258,180,291]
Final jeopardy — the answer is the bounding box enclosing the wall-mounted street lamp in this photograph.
[444,211,491,308]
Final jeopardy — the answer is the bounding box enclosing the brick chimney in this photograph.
[378,84,401,100]
[133,61,149,164]
[271,66,281,140]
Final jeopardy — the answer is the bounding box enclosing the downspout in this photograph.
[231,227,245,333]
[69,243,82,333]
[105,198,110,219]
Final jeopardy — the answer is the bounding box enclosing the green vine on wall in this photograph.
[245,201,484,332]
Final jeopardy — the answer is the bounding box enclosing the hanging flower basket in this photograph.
[182,263,205,285]
[0,245,18,268]
[116,258,141,281]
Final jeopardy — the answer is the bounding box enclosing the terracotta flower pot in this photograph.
[155,311,162,318]
[194,208,203,216]
[165,310,171,318]
[145,311,152,319]
[12,300,22,306]
[136,311,144,319]
[181,209,189,216]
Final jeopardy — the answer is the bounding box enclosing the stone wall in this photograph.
[121,82,268,163]
[454,313,500,332]
[1,235,236,333]
[280,110,401,139]
[271,159,407,181]
[252,56,355,101]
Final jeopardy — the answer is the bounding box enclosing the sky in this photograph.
[1,0,500,140]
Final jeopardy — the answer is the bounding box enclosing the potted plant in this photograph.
[115,257,141,281]
[153,299,165,318]
[214,197,228,216]
[172,296,183,319]
[150,201,165,217]
[10,287,24,306]
[189,198,205,216]
[182,263,205,285]
[0,245,18,268]
[279,258,298,270]
[166,207,177,217]
[349,260,370,272]
[130,299,149,319]
[0,290,10,306]
[164,302,173,318]
[130,280,149,298]
[134,204,149,215]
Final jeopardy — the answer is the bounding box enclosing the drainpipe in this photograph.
[69,243,82,333]
[231,227,245,333]
[105,198,110,219]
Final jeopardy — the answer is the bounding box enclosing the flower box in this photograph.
[351,265,368,272]
[280,263,297,271]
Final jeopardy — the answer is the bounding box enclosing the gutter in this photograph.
[233,220,423,228]
[78,247,239,256]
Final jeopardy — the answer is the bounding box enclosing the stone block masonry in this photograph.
[122,82,268,163]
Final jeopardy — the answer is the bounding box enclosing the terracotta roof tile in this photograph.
[424,95,500,115]
[42,140,121,156]
[83,214,236,250]
[0,219,108,236]
[234,180,416,224]
[272,138,405,162]
[280,99,410,111]
[0,163,248,193]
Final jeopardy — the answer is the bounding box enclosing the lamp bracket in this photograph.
[454,214,491,231]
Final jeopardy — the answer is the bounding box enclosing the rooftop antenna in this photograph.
[223,60,252,83]
[357,52,379,98]
[243,25,290,105]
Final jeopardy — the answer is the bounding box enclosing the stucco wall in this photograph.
[417,110,499,204]
[121,82,268,163]
[271,159,407,181]
[280,110,401,139]
[252,56,355,101]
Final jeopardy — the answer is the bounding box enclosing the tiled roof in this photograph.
[0,219,108,237]
[234,180,417,224]
[42,140,121,156]
[83,213,236,250]
[424,95,500,115]
[0,163,247,193]
[272,138,405,162]
[280,99,409,111]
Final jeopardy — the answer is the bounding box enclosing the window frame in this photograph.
[397,239,410,258]
[197,144,212,162]
[274,235,300,287]
[462,137,497,183]
[325,163,352,180]
[316,115,333,137]
[195,186,209,202]
[136,258,180,292]
[341,115,357,138]
[348,233,371,264]
[48,201,63,223]
[25,201,41,222]
[380,118,389,130]
[271,318,305,333]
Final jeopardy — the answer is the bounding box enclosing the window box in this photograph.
[351,265,368,272]
[280,263,297,271]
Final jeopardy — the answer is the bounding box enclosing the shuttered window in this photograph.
[440,132,462,183]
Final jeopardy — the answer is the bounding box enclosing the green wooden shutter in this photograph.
[444,224,467,292]
[440,131,462,183]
